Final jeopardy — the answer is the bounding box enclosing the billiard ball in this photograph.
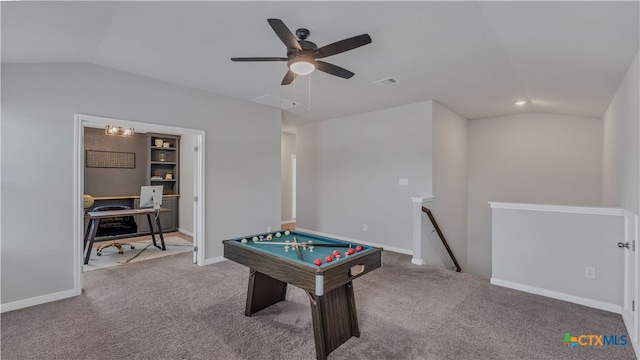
[266,234,273,240]
[347,248,355,255]
[332,250,340,257]
[355,245,363,252]
[314,259,322,266]
[325,256,333,263]
[241,238,248,244]
[252,236,259,242]
[275,232,282,238]
[284,230,291,236]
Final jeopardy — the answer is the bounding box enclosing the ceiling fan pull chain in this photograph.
[293,73,297,105]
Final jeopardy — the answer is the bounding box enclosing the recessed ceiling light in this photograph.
[515,101,527,106]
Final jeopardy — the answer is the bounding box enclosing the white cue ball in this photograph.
[252,236,259,242]
[275,232,282,237]
[284,230,291,236]
[241,238,248,244]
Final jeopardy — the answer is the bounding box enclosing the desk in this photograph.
[83,208,170,264]
[223,231,382,360]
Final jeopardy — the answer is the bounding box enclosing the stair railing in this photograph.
[421,207,461,272]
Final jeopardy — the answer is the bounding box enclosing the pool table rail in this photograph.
[222,238,382,295]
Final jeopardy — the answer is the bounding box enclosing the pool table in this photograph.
[223,230,383,360]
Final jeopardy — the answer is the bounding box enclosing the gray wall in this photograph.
[296,101,433,251]
[281,132,296,222]
[1,63,281,305]
[492,206,623,309]
[428,102,468,269]
[467,112,604,278]
[603,51,639,214]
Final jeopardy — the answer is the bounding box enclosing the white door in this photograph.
[622,212,638,356]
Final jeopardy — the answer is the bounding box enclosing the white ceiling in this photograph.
[2,1,638,127]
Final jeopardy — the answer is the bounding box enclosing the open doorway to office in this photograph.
[74,114,205,289]
[281,131,296,230]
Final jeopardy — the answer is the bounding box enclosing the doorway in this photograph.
[281,131,296,229]
[74,114,205,289]
[622,211,639,356]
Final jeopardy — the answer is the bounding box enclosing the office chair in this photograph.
[93,205,138,256]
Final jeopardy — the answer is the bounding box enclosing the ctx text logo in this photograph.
[562,333,628,349]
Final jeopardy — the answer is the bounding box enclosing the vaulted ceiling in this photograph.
[2,1,638,127]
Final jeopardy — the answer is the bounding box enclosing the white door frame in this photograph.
[622,211,639,358]
[73,114,206,291]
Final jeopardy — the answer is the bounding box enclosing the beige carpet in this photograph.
[83,236,192,272]
[3,251,634,360]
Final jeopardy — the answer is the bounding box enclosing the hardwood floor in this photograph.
[281,222,296,230]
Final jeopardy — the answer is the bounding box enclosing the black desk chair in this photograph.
[93,205,138,256]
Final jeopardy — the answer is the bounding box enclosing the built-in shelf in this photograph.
[149,134,180,195]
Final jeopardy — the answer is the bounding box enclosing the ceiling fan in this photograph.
[231,18,372,85]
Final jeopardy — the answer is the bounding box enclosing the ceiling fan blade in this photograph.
[315,60,354,79]
[231,57,288,62]
[281,70,296,85]
[313,34,372,59]
[267,18,302,51]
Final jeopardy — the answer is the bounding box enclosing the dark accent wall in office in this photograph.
[84,127,147,197]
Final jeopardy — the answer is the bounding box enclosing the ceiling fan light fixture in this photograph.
[289,58,315,76]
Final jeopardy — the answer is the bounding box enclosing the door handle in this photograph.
[617,242,630,249]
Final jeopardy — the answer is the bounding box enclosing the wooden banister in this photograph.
[421,207,461,272]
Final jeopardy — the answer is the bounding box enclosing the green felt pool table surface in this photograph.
[226,230,373,268]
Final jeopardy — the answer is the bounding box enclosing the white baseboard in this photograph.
[622,311,639,360]
[411,258,425,265]
[1,288,80,313]
[177,228,194,237]
[281,220,295,225]
[204,256,226,266]
[295,228,412,256]
[491,278,622,314]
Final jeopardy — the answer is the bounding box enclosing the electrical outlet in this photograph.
[362,224,368,231]
[584,266,596,279]
[267,226,271,232]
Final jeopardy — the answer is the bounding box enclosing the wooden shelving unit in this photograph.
[148,133,180,195]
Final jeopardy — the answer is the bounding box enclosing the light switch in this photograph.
[399,178,408,185]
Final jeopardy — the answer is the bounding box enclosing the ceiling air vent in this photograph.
[373,77,398,87]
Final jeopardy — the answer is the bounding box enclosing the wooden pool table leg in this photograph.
[308,281,360,360]
[245,269,288,317]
